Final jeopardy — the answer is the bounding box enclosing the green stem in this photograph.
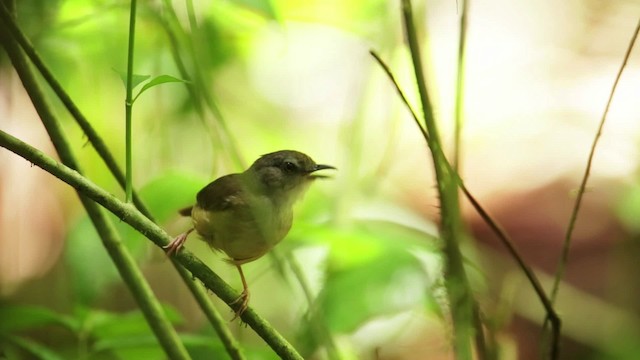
[0,11,190,360]
[453,0,468,171]
[370,46,560,360]
[0,5,244,358]
[0,130,303,360]
[0,1,145,211]
[285,253,340,360]
[400,1,474,358]
[453,2,490,358]
[173,262,246,360]
[125,0,138,203]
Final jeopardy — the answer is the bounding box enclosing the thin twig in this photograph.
[369,50,429,141]
[550,18,640,303]
[544,16,640,358]
[453,0,468,171]
[459,184,561,360]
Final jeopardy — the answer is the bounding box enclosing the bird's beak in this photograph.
[308,164,336,179]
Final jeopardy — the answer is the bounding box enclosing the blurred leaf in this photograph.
[133,75,188,103]
[93,334,160,352]
[67,307,182,359]
[138,171,208,223]
[90,306,183,340]
[617,183,640,232]
[295,222,438,355]
[229,0,278,19]
[0,305,78,334]
[64,215,125,305]
[321,246,426,333]
[112,68,150,90]
[4,335,67,360]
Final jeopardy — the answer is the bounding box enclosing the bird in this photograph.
[163,150,335,319]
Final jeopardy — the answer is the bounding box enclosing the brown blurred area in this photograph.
[467,179,638,359]
[0,72,70,297]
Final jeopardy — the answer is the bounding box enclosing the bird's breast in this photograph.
[191,197,293,263]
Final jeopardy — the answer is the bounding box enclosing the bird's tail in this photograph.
[178,206,193,217]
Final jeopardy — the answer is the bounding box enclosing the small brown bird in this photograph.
[164,150,335,318]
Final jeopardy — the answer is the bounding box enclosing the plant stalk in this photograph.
[400,0,474,358]
[124,0,138,202]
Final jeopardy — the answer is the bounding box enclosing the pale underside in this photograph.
[191,193,293,264]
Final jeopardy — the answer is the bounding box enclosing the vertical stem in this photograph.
[401,0,474,358]
[453,0,468,171]
[125,0,138,202]
[285,253,340,360]
[454,2,490,358]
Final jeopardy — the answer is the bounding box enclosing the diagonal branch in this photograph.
[0,130,303,360]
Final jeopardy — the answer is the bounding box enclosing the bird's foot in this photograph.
[230,289,250,321]
[163,228,193,257]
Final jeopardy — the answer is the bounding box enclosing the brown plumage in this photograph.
[164,150,335,318]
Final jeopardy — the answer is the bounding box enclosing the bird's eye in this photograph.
[283,161,297,173]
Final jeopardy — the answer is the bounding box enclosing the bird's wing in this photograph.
[195,173,249,212]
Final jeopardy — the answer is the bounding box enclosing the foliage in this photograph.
[2,0,640,359]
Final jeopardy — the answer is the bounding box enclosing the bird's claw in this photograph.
[163,229,193,257]
[230,290,250,321]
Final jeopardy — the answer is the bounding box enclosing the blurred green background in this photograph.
[1,0,640,359]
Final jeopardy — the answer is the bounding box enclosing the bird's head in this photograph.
[246,150,335,204]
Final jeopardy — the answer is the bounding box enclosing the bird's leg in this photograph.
[163,228,194,256]
[230,263,250,321]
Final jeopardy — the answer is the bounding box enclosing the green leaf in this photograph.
[93,334,159,352]
[64,216,122,305]
[617,183,640,232]
[229,0,278,19]
[294,221,440,355]
[112,68,150,90]
[90,306,183,340]
[0,305,77,334]
[138,171,208,223]
[4,335,67,360]
[320,243,427,333]
[132,75,188,103]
